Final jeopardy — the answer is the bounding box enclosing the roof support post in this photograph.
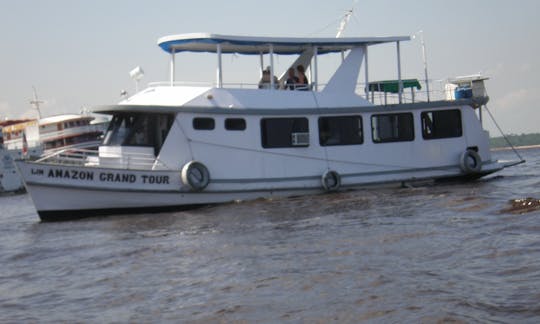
[364,45,369,99]
[216,43,223,88]
[269,44,275,90]
[397,41,403,104]
[313,46,318,91]
[259,52,264,76]
[170,49,176,86]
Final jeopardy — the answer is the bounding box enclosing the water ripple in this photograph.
[1,149,540,322]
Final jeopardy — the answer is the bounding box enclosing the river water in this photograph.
[1,148,540,323]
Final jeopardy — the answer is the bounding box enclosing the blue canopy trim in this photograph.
[157,33,410,55]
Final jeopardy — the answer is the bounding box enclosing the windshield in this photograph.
[102,112,174,155]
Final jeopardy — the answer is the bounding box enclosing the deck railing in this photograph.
[36,148,169,170]
[143,79,464,106]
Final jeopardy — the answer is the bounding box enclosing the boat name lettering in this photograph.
[99,172,136,183]
[48,169,94,180]
[44,168,169,185]
[141,175,170,184]
[31,168,44,175]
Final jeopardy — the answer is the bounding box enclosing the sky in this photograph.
[1,0,539,135]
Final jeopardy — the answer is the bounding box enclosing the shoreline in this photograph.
[491,144,540,151]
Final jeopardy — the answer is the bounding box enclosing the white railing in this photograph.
[147,81,260,89]
[356,80,475,106]
[98,150,165,170]
[36,147,169,170]
[37,148,98,165]
[144,79,477,106]
[42,140,102,156]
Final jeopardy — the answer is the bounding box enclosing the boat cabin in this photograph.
[93,33,489,169]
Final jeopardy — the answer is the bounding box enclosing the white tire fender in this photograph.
[181,161,210,191]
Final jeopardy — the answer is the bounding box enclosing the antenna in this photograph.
[30,86,44,119]
[412,30,430,102]
[336,8,353,38]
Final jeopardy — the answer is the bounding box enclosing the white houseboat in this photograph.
[16,33,518,221]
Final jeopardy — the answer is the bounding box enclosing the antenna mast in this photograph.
[336,8,353,38]
[30,86,43,119]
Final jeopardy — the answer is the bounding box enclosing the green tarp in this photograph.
[368,79,421,93]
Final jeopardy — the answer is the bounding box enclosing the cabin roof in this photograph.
[158,33,410,55]
[38,114,93,126]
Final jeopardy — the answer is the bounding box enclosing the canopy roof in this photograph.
[368,79,421,94]
[158,33,410,55]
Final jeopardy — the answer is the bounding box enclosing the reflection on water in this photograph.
[1,148,540,322]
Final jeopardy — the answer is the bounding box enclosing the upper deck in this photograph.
[115,33,488,111]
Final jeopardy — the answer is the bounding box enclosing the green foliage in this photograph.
[490,133,540,148]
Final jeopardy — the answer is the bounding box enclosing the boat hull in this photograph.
[16,160,504,221]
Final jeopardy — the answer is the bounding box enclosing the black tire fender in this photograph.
[321,170,341,192]
[460,150,482,173]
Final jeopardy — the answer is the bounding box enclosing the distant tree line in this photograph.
[490,133,540,148]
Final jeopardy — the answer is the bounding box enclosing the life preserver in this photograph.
[459,150,482,173]
[321,170,341,191]
[181,161,210,191]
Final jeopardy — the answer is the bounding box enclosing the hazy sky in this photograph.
[1,0,539,135]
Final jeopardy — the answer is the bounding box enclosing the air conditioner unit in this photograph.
[291,132,309,146]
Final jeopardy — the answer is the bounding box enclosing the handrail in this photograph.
[36,147,170,170]
[143,79,482,106]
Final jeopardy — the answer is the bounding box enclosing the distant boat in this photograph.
[2,114,108,156]
[16,32,521,221]
[0,127,24,192]
[0,114,108,193]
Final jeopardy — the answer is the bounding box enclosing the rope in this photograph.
[310,91,331,171]
[483,104,525,163]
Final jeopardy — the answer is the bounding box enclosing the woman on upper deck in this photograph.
[284,67,299,90]
[258,67,279,89]
[296,65,309,91]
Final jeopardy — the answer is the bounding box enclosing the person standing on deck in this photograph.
[296,65,309,90]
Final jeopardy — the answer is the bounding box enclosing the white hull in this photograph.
[17,157,504,221]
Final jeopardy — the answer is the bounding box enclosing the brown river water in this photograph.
[1,148,539,323]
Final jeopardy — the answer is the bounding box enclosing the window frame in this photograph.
[260,117,310,148]
[421,109,462,140]
[193,117,215,130]
[371,112,415,143]
[225,118,247,131]
[318,115,364,146]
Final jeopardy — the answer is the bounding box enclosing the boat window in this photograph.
[371,113,414,143]
[319,116,363,146]
[421,109,462,140]
[193,118,215,130]
[261,117,309,148]
[102,113,175,155]
[225,118,246,131]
